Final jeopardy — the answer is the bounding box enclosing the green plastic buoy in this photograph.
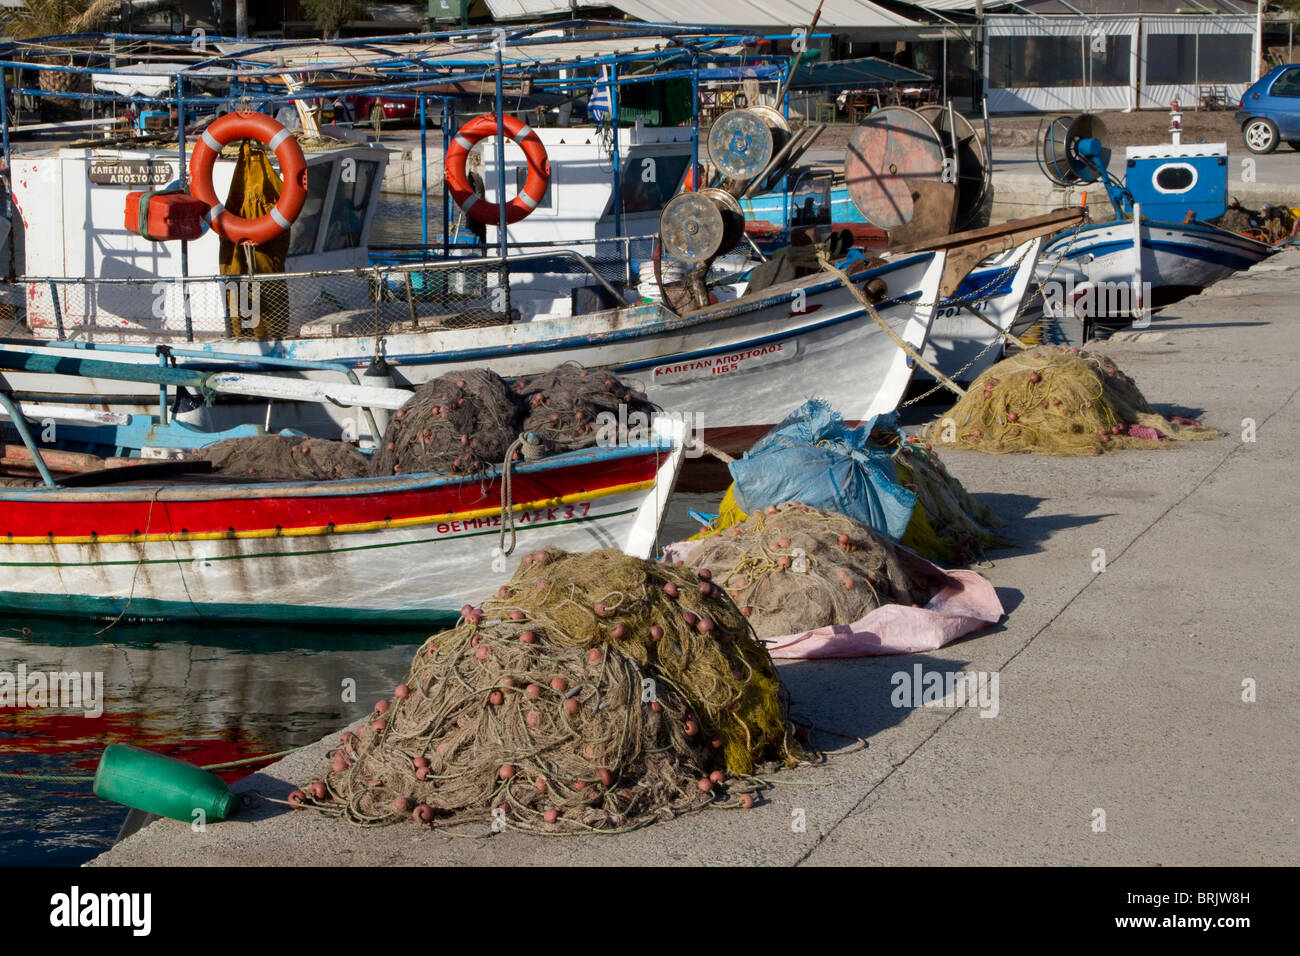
[94,744,239,824]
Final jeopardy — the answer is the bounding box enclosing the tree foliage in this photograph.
[301,0,369,40]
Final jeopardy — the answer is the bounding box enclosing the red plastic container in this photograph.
[124,190,208,241]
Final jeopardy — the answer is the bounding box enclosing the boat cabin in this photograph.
[10,137,390,341]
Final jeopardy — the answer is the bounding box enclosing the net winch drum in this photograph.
[916,104,990,230]
[845,106,949,230]
[1037,113,1112,186]
[658,188,745,265]
[707,106,790,185]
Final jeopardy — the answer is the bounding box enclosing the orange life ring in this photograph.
[445,113,550,226]
[189,111,308,244]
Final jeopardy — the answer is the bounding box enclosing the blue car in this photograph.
[1236,64,1300,154]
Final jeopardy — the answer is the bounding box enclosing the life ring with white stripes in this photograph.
[189,111,308,244]
[446,113,550,226]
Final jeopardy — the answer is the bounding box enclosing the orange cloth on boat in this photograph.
[220,141,291,339]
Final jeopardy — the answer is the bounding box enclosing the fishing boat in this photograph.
[0,396,687,624]
[741,105,1072,383]
[0,25,967,456]
[1034,107,1275,318]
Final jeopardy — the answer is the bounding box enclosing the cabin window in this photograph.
[325,158,379,252]
[514,165,552,209]
[615,153,690,215]
[289,162,332,256]
[1153,164,1196,194]
[1154,164,1190,195]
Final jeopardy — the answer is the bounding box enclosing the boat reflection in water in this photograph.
[0,617,424,865]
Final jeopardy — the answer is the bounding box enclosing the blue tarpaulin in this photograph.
[790,56,930,90]
[729,400,916,541]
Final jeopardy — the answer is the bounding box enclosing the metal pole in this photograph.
[0,64,14,281]
[610,63,622,239]
[0,393,56,487]
[177,74,193,341]
[442,97,451,257]
[781,62,791,236]
[494,45,510,320]
[419,90,428,247]
[690,61,699,192]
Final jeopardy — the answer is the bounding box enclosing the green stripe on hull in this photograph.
[0,590,462,626]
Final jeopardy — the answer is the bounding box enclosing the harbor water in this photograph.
[1,193,472,866]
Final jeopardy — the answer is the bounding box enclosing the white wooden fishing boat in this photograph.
[1035,108,1275,316]
[914,236,1042,383]
[0,250,948,454]
[0,418,686,624]
[1040,217,1273,313]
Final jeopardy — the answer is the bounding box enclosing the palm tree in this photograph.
[7,1,125,119]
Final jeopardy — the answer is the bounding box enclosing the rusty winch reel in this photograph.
[846,105,990,247]
[657,105,827,309]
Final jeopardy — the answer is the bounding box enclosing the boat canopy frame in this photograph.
[0,20,797,322]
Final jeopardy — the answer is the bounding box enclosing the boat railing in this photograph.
[18,249,626,344]
[371,233,659,285]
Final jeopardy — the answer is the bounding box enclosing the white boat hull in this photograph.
[916,237,1043,383]
[0,435,685,624]
[1042,219,1273,314]
[2,252,946,451]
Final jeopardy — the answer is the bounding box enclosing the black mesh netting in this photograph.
[202,435,368,481]
[194,363,655,481]
[369,368,522,477]
[513,363,657,454]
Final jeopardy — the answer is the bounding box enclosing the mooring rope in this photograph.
[0,745,311,785]
[816,249,967,399]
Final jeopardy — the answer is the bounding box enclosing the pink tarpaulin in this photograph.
[764,568,1004,659]
[664,540,1004,659]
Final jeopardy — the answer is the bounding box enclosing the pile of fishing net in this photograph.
[201,435,368,481]
[922,346,1218,455]
[879,431,1012,565]
[370,363,658,476]
[514,364,656,454]
[1214,198,1296,244]
[369,368,521,477]
[680,502,950,640]
[292,548,800,832]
